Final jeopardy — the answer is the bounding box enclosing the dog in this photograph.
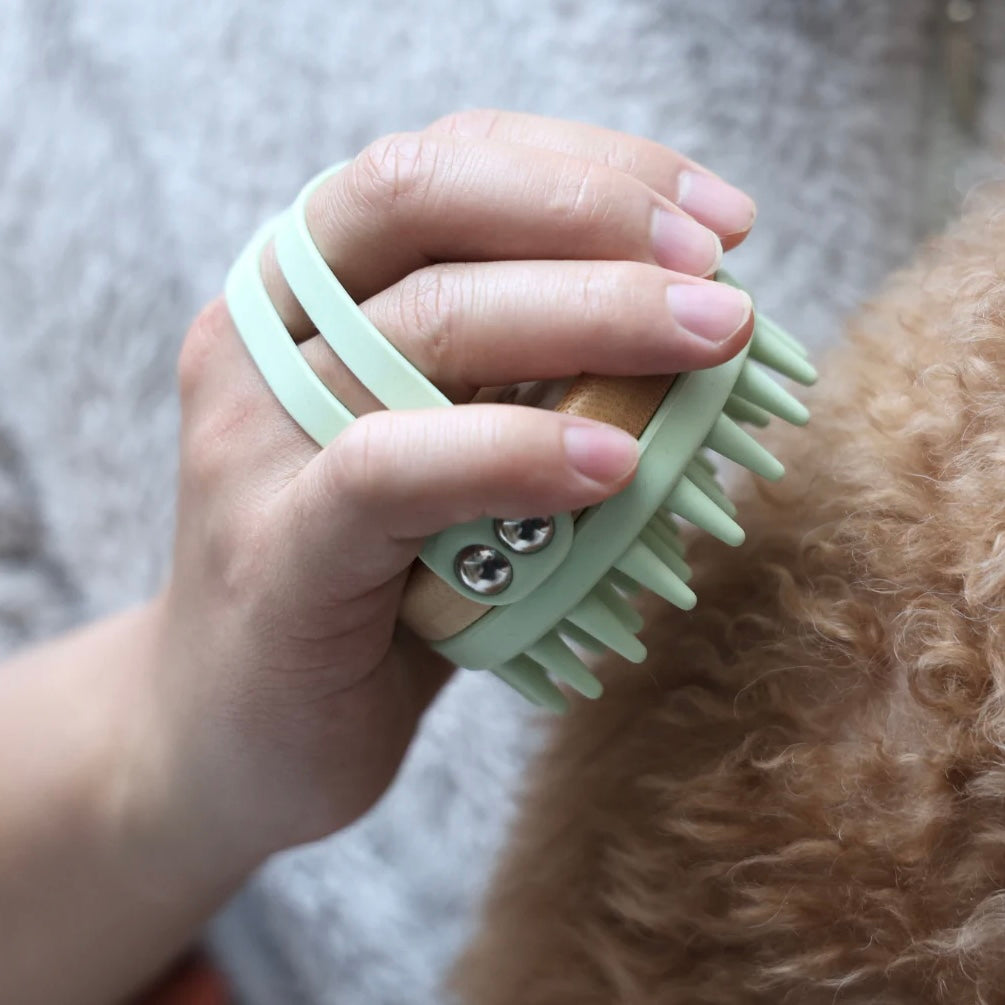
[452,184,1005,1004]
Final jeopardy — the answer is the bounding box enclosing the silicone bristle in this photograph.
[615,539,697,611]
[734,361,810,427]
[704,413,785,481]
[685,461,738,518]
[750,316,818,385]
[566,591,648,663]
[607,569,644,597]
[763,315,810,358]
[648,510,687,557]
[595,578,645,634]
[526,631,603,699]
[640,525,693,582]
[715,268,809,359]
[666,477,745,547]
[560,619,610,654]
[692,451,717,476]
[724,393,771,428]
[493,656,569,712]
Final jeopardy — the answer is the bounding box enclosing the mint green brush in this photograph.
[225,162,816,712]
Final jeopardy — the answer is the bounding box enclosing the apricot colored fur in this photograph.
[453,187,1005,1004]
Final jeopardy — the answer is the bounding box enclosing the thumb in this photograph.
[276,403,639,604]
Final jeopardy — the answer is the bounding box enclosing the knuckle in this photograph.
[574,261,644,336]
[177,297,231,400]
[599,138,642,179]
[575,263,615,335]
[428,107,503,139]
[352,131,436,214]
[402,266,464,371]
[329,414,385,504]
[551,159,614,236]
[575,161,617,230]
[611,260,653,311]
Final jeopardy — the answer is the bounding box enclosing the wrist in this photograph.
[147,584,344,862]
[115,595,279,892]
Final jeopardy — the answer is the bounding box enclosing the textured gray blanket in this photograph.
[2,1,1003,1003]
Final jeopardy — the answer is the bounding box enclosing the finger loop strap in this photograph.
[274,165,450,412]
[224,217,354,447]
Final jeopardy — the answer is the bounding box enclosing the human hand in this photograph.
[149,109,758,867]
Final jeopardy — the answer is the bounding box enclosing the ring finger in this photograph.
[426,109,757,248]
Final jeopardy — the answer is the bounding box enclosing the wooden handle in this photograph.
[399,374,676,643]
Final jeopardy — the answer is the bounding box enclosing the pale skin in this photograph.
[0,110,757,1004]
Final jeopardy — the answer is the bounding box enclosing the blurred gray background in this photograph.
[1,1,1002,1002]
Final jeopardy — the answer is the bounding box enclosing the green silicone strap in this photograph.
[274,165,450,412]
[224,218,356,446]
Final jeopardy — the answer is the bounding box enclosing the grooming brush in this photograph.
[225,162,817,712]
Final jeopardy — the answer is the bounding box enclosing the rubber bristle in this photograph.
[559,620,609,655]
[715,269,809,360]
[526,631,603,699]
[704,413,785,481]
[641,524,693,582]
[493,656,569,712]
[760,313,810,358]
[751,316,818,385]
[489,287,811,711]
[648,510,687,556]
[566,591,648,663]
[734,361,810,426]
[666,477,745,547]
[684,461,738,518]
[724,393,771,428]
[692,451,717,475]
[595,578,645,634]
[616,539,697,611]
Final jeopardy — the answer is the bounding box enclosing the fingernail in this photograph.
[676,171,757,240]
[563,424,639,485]
[666,282,752,344]
[651,209,722,278]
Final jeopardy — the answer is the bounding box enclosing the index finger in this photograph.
[427,109,756,249]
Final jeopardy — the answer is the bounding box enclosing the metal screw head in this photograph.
[494,516,556,554]
[455,545,513,595]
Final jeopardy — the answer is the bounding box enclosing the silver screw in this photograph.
[494,516,556,554]
[455,545,513,595]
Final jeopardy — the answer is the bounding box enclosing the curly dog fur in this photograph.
[452,187,1005,1004]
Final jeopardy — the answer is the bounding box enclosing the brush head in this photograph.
[224,161,816,713]
[416,287,816,712]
